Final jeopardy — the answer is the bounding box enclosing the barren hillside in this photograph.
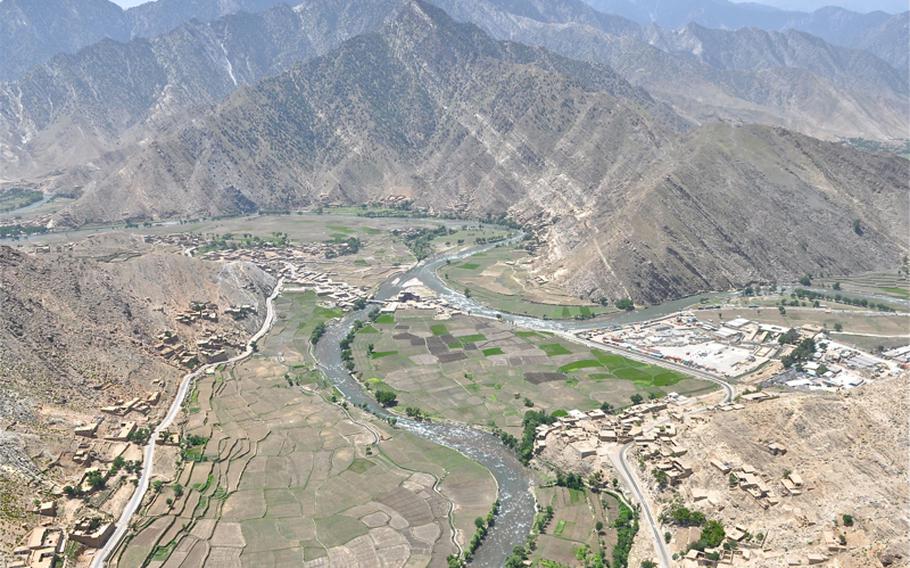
[0,234,274,547]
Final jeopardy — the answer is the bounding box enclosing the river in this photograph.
[313,237,724,566]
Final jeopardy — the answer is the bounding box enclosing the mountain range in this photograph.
[1,0,907,181]
[41,1,906,302]
[583,0,909,72]
[0,0,290,82]
[0,0,907,303]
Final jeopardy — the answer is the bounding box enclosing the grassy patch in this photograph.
[881,287,910,298]
[150,541,176,562]
[347,458,376,474]
[370,350,398,359]
[559,359,603,373]
[554,520,568,536]
[454,333,486,345]
[459,262,481,270]
[357,325,379,334]
[482,347,505,356]
[539,343,571,357]
[375,314,395,325]
[430,324,449,336]
[316,516,369,548]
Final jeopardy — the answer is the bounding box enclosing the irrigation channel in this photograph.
[314,236,732,567]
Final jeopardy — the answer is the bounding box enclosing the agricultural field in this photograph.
[111,292,495,568]
[437,246,615,320]
[531,486,619,568]
[352,311,714,435]
[814,271,910,302]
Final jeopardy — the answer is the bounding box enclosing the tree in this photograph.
[642,561,658,568]
[778,305,786,315]
[630,393,644,405]
[616,298,635,311]
[833,282,842,291]
[842,514,854,527]
[653,468,670,489]
[834,323,843,332]
[375,389,398,407]
[799,275,812,286]
[596,521,604,533]
[853,219,863,235]
[698,520,726,549]
[86,470,106,491]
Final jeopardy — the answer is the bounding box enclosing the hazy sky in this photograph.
[108,0,906,12]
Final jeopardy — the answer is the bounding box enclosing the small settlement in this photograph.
[583,312,903,390]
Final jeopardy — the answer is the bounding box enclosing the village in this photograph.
[534,385,870,568]
[582,312,904,391]
[6,293,268,568]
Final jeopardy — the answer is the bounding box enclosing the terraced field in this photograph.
[532,487,621,568]
[437,246,614,320]
[111,293,495,568]
[352,312,714,434]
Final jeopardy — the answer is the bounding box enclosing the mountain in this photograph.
[3,0,903,182]
[49,1,909,302]
[632,24,908,140]
[0,0,289,82]
[0,1,403,178]
[553,123,910,301]
[55,0,683,221]
[427,0,908,140]
[582,0,909,70]
[0,0,128,82]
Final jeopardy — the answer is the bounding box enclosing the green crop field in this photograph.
[114,291,496,568]
[351,311,714,434]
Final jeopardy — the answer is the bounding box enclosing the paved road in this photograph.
[90,279,283,568]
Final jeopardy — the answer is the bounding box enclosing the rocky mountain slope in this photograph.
[671,378,908,567]
[2,0,904,182]
[0,0,289,82]
[0,234,274,544]
[50,2,909,303]
[56,1,683,220]
[0,0,407,178]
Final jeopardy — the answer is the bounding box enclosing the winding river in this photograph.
[313,237,728,566]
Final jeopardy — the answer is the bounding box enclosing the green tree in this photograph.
[698,520,726,549]
[630,393,644,405]
[616,298,635,311]
[375,389,398,407]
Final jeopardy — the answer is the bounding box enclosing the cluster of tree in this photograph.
[615,299,635,311]
[401,225,448,260]
[661,502,707,527]
[404,406,428,421]
[325,235,362,257]
[0,223,48,239]
[198,231,291,254]
[534,505,555,533]
[518,410,557,464]
[127,427,151,445]
[781,337,816,369]
[374,389,397,407]
[463,500,500,563]
[793,288,895,312]
[612,501,639,568]
[554,470,585,491]
[339,323,360,371]
[575,544,607,568]
[310,322,327,345]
